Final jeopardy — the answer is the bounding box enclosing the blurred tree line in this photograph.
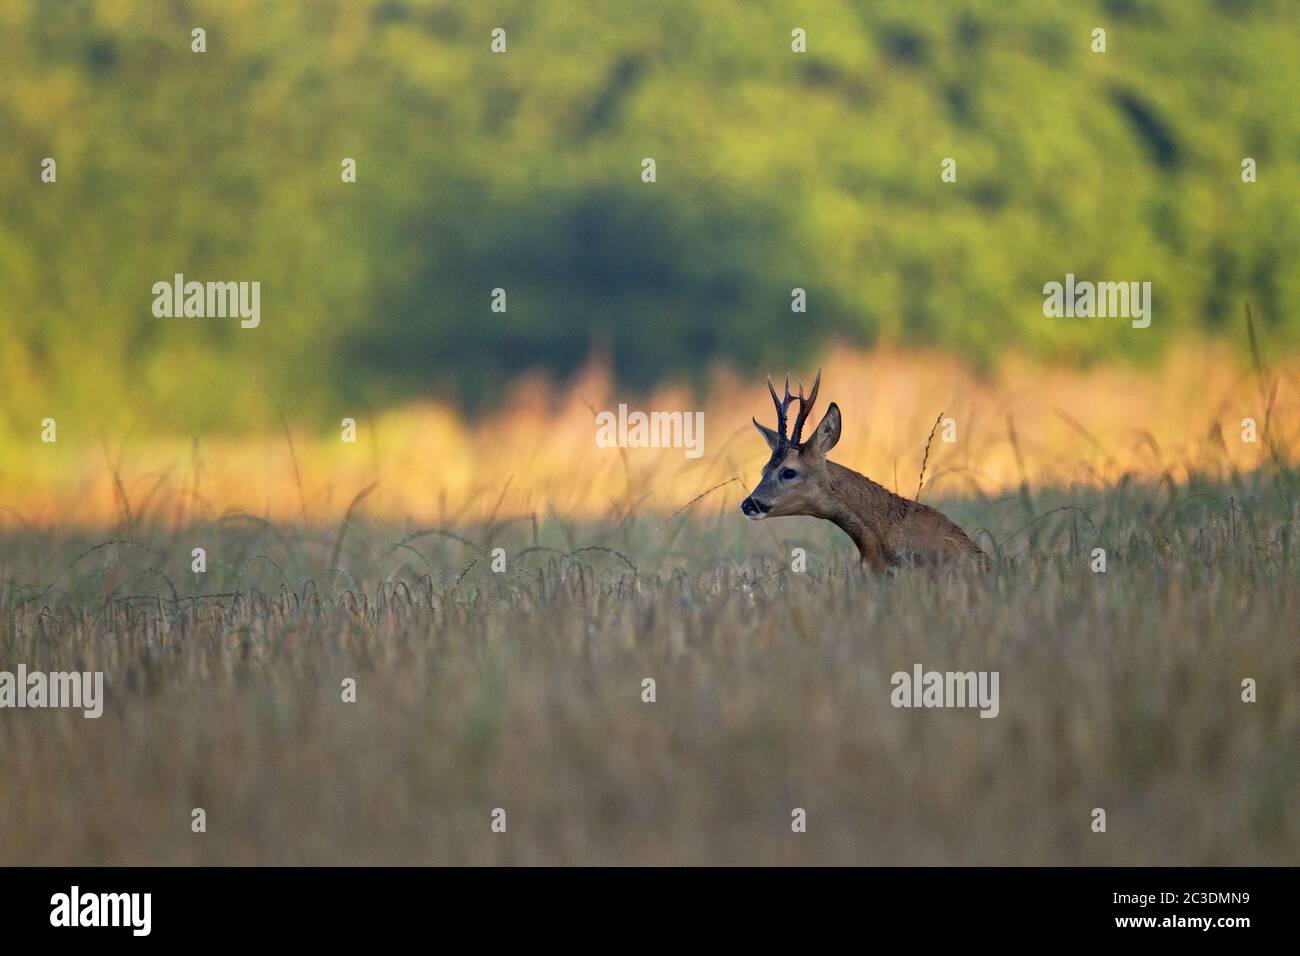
[1,0,1297,436]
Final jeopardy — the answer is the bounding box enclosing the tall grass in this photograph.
[2,342,1296,530]
[0,459,1295,864]
[1,344,1295,864]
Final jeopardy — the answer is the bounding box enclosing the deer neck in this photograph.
[818,460,909,562]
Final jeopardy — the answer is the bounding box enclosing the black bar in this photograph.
[2,867,1283,942]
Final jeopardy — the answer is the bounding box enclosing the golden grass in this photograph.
[1,473,1295,864]
[3,341,1297,528]
[1,342,1295,863]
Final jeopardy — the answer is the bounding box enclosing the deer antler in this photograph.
[767,374,795,441]
[790,368,822,446]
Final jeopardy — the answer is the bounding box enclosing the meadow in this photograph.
[1,351,1296,865]
[2,0,1298,868]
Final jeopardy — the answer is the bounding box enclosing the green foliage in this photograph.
[1,0,1297,434]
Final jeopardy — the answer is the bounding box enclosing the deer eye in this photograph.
[779,468,798,481]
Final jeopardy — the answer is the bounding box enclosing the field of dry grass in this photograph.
[1,459,1295,864]
[2,345,1296,864]
[5,342,1299,529]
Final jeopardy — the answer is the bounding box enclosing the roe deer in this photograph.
[741,370,987,571]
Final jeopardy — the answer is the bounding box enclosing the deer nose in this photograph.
[741,497,771,516]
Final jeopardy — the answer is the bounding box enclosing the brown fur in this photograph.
[742,372,987,571]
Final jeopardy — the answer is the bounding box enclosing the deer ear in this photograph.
[752,417,781,451]
[806,402,841,457]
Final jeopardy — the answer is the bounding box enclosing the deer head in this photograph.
[741,368,842,520]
